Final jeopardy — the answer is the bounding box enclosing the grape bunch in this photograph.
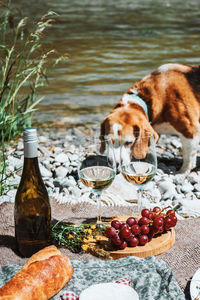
[104,206,177,250]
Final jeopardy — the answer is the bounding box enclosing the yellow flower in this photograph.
[68,234,73,239]
[87,229,92,235]
[90,225,96,230]
[81,244,88,251]
[83,237,89,243]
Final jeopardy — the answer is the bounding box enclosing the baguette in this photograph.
[0,245,73,300]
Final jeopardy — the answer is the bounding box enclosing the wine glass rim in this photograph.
[121,131,154,139]
[95,135,113,141]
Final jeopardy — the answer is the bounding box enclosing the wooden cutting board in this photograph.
[92,216,175,259]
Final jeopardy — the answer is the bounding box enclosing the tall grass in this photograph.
[0,1,67,195]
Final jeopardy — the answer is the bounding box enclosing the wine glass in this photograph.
[78,135,116,226]
[120,131,157,215]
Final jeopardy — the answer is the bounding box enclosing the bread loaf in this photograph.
[0,245,73,300]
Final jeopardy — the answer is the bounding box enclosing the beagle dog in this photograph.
[100,63,200,173]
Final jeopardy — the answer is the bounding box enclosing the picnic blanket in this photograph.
[0,198,200,299]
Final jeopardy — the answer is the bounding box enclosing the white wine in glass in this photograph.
[78,136,116,225]
[120,132,157,214]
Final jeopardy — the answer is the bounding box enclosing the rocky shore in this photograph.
[2,125,200,219]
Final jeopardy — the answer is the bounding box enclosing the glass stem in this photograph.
[96,190,102,224]
[137,187,143,215]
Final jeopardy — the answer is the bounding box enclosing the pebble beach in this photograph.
[2,125,200,220]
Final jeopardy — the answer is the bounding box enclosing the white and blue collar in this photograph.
[122,91,149,118]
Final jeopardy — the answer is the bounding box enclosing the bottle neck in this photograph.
[22,157,41,177]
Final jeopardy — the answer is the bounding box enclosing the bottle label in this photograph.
[24,141,38,158]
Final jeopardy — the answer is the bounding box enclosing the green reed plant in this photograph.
[0,1,67,195]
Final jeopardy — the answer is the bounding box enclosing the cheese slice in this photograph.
[79,282,139,300]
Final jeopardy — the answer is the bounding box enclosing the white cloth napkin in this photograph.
[61,277,131,300]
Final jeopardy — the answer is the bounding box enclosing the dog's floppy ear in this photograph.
[131,125,158,159]
[100,116,111,137]
[146,124,159,143]
[100,117,110,153]
[131,126,146,159]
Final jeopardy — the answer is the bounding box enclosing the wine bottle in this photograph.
[14,128,51,257]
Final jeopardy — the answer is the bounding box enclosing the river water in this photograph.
[17,0,200,127]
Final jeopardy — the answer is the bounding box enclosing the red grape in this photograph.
[139,234,149,246]
[154,223,164,234]
[141,208,150,218]
[153,206,161,213]
[164,216,173,228]
[120,223,129,230]
[128,236,139,247]
[140,224,150,235]
[112,235,123,246]
[170,215,177,226]
[119,241,127,249]
[138,217,149,226]
[125,233,135,242]
[148,212,154,220]
[105,227,117,238]
[153,216,164,229]
[166,209,175,216]
[119,227,132,240]
[150,213,158,220]
[126,217,138,227]
[111,219,121,230]
[131,224,141,236]
[148,229,155,241]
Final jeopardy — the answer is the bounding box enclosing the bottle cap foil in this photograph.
[24,128,38,158]
[24,128,37,142]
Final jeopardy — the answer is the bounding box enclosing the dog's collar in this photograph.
[129,93,149,118]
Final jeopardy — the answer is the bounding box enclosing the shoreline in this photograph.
[2,125,200,219]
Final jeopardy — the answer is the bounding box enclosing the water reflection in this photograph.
[16,0,200,126]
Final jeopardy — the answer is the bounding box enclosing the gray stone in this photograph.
[63,176,77,187]
[16,142,24,151]
[67,153,79,162]
[41,160,53,171]
[194,183,200,192]
[157,180,177,200]
[194,192,200,199]
[171,139,182,149]
[62,188,70,196]
[53,147,62,153]
[180,182,194,193]
[38,145,52,156]
[6,189,17,200]
[55,166,69,178]
[71,186,82,198]
[173,174,185,185]
[14,151,23,158]
[54,153,70,164]
[63,164,73,173]
[8,175,20,186]
[45,180,55,188]
[39,164,52,177]
[0,195,11,204]
[187,173,200,184]
[38,135,49,143]
[72,128,84,139]
[70,161,79,167]
[7,156,23,171]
